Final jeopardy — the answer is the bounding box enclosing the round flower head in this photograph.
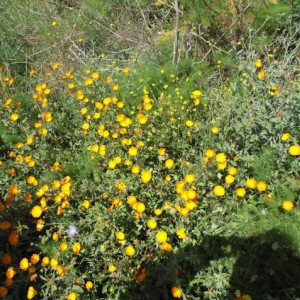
[213,185,226,197]
[171,286,182,298]
[66,225,78,238]
[288,145,300,156]
[156,230,168,243]
[282,200,294,211]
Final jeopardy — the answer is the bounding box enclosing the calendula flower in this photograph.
[211,126,219,134]
[236,187,246,198]
[213,185,226,197]
[216,153,226,163]
[281,200,294,211]
[31,206,43,218]
[67,292,77,300]
[225,175,235,184]
[108,264,116,272]
[128,146,138,156]
[171,286,182,298]
[72,243,81,254]
[6,267,16,279]
[185,120,194,127]
[115,231,125,240]
[30,254,40,265]
[0,286,8,298]
[20,258,29,271]
[147,219,157,229]
[165,159,174,169]
[10,113,19,121]
[125,246,135,256]
[205,148,215,158]
[184,173,195,183]
[288,145,300,156]
[246,178,257,189]
[176,228,187,239]
[256,181,267,192]
[281,132,291,141]
[27,286,37,299]
[141,170,152,184]
[85,281,93,290]
[254,59,263,68]
[156,230,167,243]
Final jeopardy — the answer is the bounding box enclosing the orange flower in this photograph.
[72,243,81,255]
[171,286,182,298]
[9,231,19,246]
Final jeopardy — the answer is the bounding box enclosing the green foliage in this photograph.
[0,2,300,300]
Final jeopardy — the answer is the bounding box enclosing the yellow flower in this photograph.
[205,148,215,158]
[141,170,152,184]
[171,286,182,298]
[176,228,187,239]
[236,187,246,198]
[281,132,291,141]
[108,264,116,272]
[84,78,93,86]
[228,166,237,175]
[135,202,146,213]
[125,246,135,256]
[184,173,195,183]
[211,126,219,134]
[158,148,166,156]
[108,160,116,169]
[225,175,235,184]
[257,69,267,79]
[128,146,138,156]
[156,230,167,243]
[81,123,90,130]
[185,120,194,127]
[26,137,34,145]
[82,199,90,209]
[213,185,226,197]
[27,286,37,300]
[31,206,43,218]
[91,72,100,79]
[281,200,294,211]
[288,145,300,156]
[67,292,77,300]
[52,232,59,241]
[191,90,202,99]
[154,208,163,216]
[59,242,68,252]
[57,265,66,276]
[41,257,49,267]
[147,219,157,229]
[20,258,29,271]
[246,178,257,189]
[115,231,125,240]
[165,159,174,169]
[72,243,81,255]
[85,281,93,290]
[131,165,140,174]
[127,195,137,206]
[10,113,19,121]
[137,113,148,124]
[254,59,263,68]
[256,181,267,192]
[50,258,58,269]
[215,153,226,163]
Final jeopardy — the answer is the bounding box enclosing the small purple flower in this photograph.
[66,225,78,238]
